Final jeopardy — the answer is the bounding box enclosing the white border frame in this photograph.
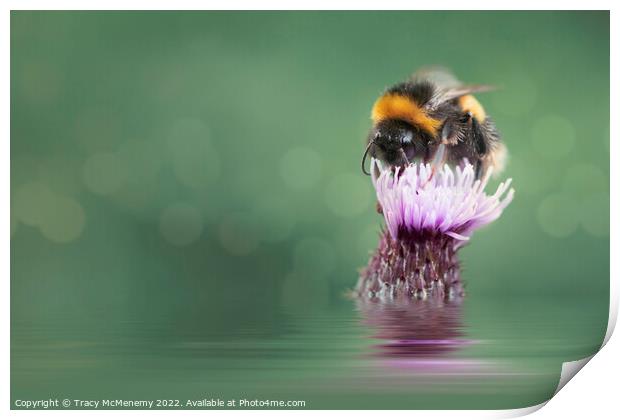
[3,2,617,419]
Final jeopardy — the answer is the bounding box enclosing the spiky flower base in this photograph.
[357,230,463,300]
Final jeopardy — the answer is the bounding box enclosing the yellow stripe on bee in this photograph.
[458,94,487,122]
[371,93,441,136]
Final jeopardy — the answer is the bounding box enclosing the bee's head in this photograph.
[362,120,422,175]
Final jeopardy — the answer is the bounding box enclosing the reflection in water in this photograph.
[356,295,467,358]
[354,295,498,376]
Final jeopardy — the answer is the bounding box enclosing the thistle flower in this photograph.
[357,159,514,299]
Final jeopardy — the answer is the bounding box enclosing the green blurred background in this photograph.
[11,11,609,409]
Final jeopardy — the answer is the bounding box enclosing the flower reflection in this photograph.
[356,295,468,359]
[355,295,494,376]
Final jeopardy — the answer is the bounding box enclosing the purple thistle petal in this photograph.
[372,159,514,242]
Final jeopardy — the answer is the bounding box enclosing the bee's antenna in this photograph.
[361,141,374,176]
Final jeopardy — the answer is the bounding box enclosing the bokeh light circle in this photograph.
[13,182,57,226]
[536,193,580,238]
[39,196,86,243]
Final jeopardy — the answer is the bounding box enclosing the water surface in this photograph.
[12,291,606,409]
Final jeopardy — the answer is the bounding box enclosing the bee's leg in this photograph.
[425,116,464,186]
[430,143,447,169]
[471,117,487,155]
[470,116,490,179]
[474,160,484,179]
[441,117,465,146]
[421,143,447,187]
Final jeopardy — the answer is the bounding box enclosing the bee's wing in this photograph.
[436,84,495,102]
[411,67,495,109]
[410,66,463,89]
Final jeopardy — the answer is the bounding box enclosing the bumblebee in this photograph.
[361,68,507,178]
